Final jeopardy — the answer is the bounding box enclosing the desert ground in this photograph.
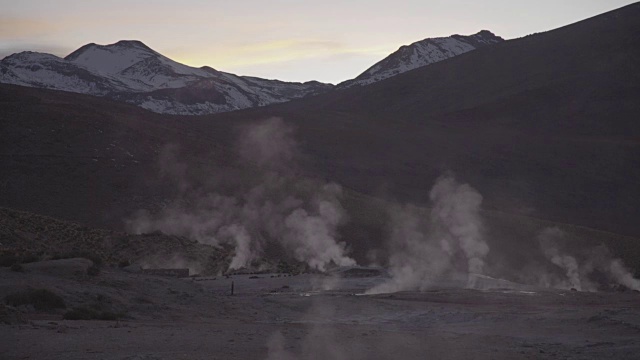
[2,259,639,360]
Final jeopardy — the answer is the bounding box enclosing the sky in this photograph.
[0,0,636,84]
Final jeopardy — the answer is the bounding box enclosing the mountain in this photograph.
[338,30,503,89]
[0,40,333,115]
[0,32,504,115]
[202,3,640,237]
[1,3,640,267]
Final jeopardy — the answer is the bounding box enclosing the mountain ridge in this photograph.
[196,2,640,236]
[337,30,504,89]
[0,31,504,115]
[0,40,333,115]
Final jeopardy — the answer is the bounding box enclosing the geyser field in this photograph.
[125,118,640,295]
[2,118,639,360]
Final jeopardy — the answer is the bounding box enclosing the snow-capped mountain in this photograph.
[0,40,333,115]
[0,32,503,114]
[338,30,503,89]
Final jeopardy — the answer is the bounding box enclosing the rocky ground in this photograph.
[2,259,639,360]
[0,207,233,275]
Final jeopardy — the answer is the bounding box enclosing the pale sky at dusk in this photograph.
[0,0,636,84]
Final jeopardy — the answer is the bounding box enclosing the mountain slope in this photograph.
[1,82,640,273]
[0,31,504,114]
[1,2,640,245]
[64,40,216,91]
[0,40,332,115]
[207,3,640,237]
[0,51,129,94]
[338,30,503,88]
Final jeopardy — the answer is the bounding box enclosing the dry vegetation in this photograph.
[0,207,230,275]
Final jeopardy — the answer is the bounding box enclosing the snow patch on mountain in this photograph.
[0,40,333,115]
[0,32,502,114]
[0,51,130,94]
[66,41,158,75]
[338,30,503,89]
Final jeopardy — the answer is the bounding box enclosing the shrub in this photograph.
[87,264,101,276]
[277,260,295,274]
[20,253,41,264]
[4,289,66,311]
[0,253,18,267]
[0,252,42,267]
[10,263,23,272]
[0,252,44,266]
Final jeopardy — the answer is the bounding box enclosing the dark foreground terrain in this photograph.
[2,260,639,360]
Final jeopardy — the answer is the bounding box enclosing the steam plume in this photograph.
[609,259,640,290]
[265,301,350,360]
[367,175,488,294]
[536,227,640,291]
[429,176,488,275]
[127,118,355,271]
[537,227,583,290]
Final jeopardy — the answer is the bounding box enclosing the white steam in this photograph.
[127,118,355,271]
[221,224,253,270]
[609,259,640,290]
[536,227,640,291]
[283,184,356,270]
[265,332,296,360]
[367,175,488,294]
[429,176,488,275]
[237,116,297,170]
[538,227,583,290]
[265,301,352,360]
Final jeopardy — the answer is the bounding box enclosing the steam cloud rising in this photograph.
[127,117,639,292]
[367,175,489,294]
[127,118,355,271]
[536,227,640,291]
[366,177,640,294]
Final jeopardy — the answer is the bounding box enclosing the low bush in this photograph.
[4,289,66,311]
[20,252,41,264]
[118,259,131,268]
[0,252,43,267]
[10,263,23,272]
[87,264,101,276]
[0,253,18,267]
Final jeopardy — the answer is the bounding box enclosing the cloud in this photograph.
[0,17,59,39]
[172,39,344,68]
[0,17,75,58]
[172,39,391,70]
